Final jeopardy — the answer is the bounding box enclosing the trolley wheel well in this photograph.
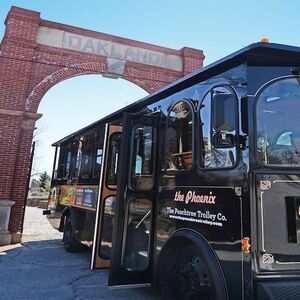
[58,207,77,232]
[156,229,228,299]
[60,207,85,252]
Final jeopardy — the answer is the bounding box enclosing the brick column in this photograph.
[181,47,205,76]
[0,7,41,242]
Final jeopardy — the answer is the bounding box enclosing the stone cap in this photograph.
[0,200,15,207]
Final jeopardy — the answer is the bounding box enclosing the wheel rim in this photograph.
[179,256,212,299]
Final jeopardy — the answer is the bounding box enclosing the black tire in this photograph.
[176,244,227,300]
[63,215,82,252]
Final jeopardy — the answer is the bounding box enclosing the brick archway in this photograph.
[0,6,205,244]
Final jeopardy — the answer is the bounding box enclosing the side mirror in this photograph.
[212,93,236,132]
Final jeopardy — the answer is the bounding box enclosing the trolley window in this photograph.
[74,138,83,178]
[200,86,237,169]
[106,132,122,189]
[93,129,105,178]
[122,198,152,271]
[57,143,77,179]
[64,150,72,178]
[81,134,93,178]
[129,125,157,191]
[165,100,193,171]
[99,196,116,259]
[57,146,65,179]
[256,77,300,167]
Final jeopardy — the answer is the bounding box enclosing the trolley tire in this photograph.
[176,244,227,300]
[62,215,82,252]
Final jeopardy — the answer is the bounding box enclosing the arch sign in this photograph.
[0,6,204,245]
[37,27,183,74]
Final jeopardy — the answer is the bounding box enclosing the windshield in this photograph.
[256,77,300,167]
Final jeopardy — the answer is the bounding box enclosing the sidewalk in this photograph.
[0,206,164,300]
[22,206,63,242]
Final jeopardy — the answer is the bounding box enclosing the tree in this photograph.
[29,178,41,196]
[39,171,51,194]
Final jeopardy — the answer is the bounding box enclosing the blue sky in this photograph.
[1,0,300,175]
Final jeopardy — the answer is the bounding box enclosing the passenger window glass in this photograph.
[123,198,152,271]
[130,126,156,191]
[64,150,72,178]
[74,138,83,178]
[106,133,122,189]
[57,142,78,180]
[57,147,66,179]
[81,135,93,177]
[165,101,193,171]
[200,86,237,169]
[94,129,104,177]
[256,77,300,166]
[99,196,116,259]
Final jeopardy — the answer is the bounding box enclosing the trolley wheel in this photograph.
[63,215,81,252]
[177,245,227,300]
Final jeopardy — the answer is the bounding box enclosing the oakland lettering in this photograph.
[65,34,163,66]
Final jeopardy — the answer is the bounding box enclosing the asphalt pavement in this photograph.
[0,206,165,300]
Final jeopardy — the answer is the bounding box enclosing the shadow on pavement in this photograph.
[0,238,169,299]
[0,207,172,299]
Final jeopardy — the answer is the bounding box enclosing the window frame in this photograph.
[198,84,239,171]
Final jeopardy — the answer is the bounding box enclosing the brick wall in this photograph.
[0,6,205,242]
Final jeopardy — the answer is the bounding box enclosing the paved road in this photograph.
[0,206,166,300]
